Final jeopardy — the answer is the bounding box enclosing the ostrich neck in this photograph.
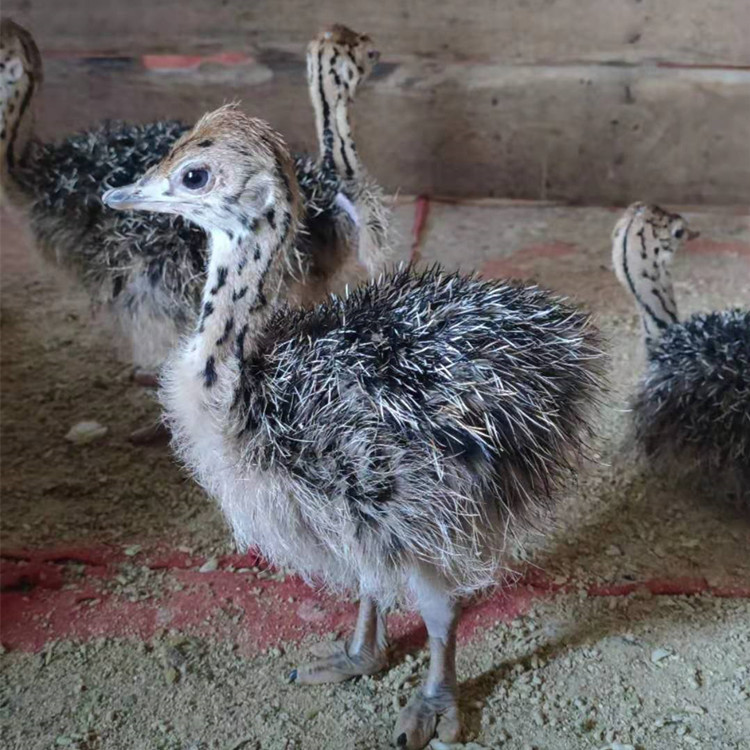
[616,220,679,344]
[187,210,294,389]
[308,48,361,180]
[332,90,360,180]
[0,71,36,198]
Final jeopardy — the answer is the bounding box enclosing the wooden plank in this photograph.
[5,0,749,66]
[28,58,750,205]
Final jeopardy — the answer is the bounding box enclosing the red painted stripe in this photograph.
[141,52,255,71]
[410,195,431,263]
[2,545,747,654]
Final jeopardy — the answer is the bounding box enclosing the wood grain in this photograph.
[30,57,750,205]
[5,0,749,66]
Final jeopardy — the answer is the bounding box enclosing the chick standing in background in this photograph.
[612,202,750,507]
[0,19,389,378]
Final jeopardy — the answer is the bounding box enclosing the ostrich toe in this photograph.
[393,687,461,749]
[289,638,388,685]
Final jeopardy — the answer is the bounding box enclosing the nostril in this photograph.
[102,188,130,206]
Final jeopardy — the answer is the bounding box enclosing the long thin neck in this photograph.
[0,68,36,200]
[307,45,361,179]
[332,85,360,180]
[614,218,679,345]
[189,206,296,387]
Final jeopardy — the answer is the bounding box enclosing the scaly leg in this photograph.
[394,573,461,749]
[290,596,388,685]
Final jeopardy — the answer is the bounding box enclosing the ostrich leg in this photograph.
[394,573,462,749]
[290,596,388,684]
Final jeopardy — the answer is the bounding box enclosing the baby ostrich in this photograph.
[305,24,389,278]
[1,18,205,376]
[0,19,387,377]
[612,202,750,507]
[104,106,604,748]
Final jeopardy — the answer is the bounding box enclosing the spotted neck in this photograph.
[189,200,299,388]
[613,215,679,345]
[0,58,37,199]
[307,44,362,180]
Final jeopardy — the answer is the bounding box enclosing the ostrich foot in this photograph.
[289,638,388,685]
[393,686,461,749]
[289,597,387,685]
[129,420,171,446]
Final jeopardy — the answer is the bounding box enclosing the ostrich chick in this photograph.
[104,106,604,749]
[305,24,390,279]
[0,19,388,375]
[612,203,750,506]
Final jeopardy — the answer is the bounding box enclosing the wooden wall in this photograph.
[5,0,750,204]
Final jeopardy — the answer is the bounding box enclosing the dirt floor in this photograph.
[1,200,749,750]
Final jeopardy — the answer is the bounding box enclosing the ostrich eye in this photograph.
[182,168,210,190]
[5,58,24,83]
[673,227,685,239]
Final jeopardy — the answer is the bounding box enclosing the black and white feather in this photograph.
[631,309,750,506]
[14,121,351,367]
[613,203,750,508]
[1,20,381,371]
[166,265,605,603]
[102,105,604,634]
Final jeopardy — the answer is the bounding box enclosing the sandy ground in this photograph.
[1,200,749,750]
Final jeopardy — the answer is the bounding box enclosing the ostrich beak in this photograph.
[686,229,701,241]
[102,176,172,212]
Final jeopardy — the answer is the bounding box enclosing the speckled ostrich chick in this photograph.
[613,203,750,507]
[0,19,389,373]
[104,106,604,749]
[305,24,389,278]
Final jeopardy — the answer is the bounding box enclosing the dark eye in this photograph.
[367,49,379,61]
[183,168,209,190]
[673,227,685,239]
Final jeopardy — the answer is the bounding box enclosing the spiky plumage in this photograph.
[99,104,607,604]
[107,106,605,746]
[13,120,346,366]
[178,266,605,603]
[632,309,750,505]
[1,20,387,370]
[20,119,189,216]
[613,203,750,508]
